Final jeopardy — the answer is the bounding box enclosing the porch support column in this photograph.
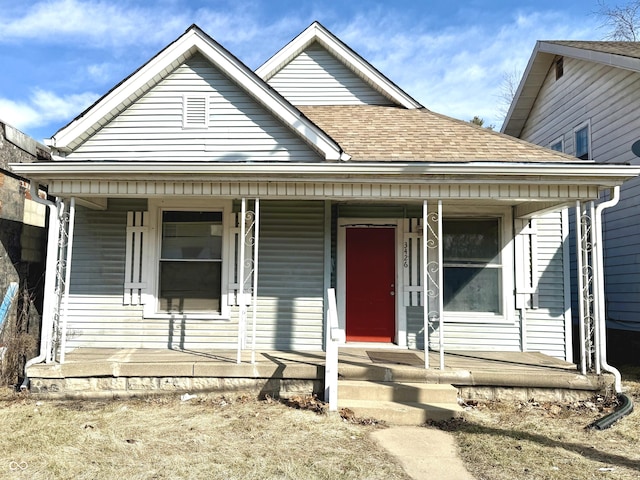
[35,195,61,365]
[59,197,76,364]
[48,200,68,364]
[237,198,247,364]
[423,200,444,370]
[576,200,597,375]
[422,201,429,369]
[237,198,260,365]
[250,198,260,365]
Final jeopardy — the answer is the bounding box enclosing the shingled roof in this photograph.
[300,105,581,163]
[544,41,640,59]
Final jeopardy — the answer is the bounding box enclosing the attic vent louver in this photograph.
[183,95,208,128]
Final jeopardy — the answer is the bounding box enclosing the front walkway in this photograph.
[25,348,611,401]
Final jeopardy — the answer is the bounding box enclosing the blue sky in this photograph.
[0,0,607,143]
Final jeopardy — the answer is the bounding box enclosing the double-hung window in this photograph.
[158,210,224,314]
[442,218,502,314]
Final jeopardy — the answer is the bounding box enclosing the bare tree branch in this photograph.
[496,67,522,122]
[596,0,640,41]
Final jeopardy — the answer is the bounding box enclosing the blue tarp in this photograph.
[0,282,18,333]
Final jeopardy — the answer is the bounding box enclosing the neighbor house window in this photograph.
[575,123,590,160]
[555,57,564,80]
[443,218,501,314]
[550,137,563,152]
[159,210,223,313]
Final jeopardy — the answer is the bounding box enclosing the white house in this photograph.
[502,41,640,365]
[11,25,640,387]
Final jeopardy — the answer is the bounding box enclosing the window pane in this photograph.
[550,141,562,152]
[444,267,500,313]
[159,261,221,312]
[575,126,589,160]
[443,219,499,263]
[161,211,222,260]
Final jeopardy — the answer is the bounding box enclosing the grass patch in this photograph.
[0,392,410,480]
[441,368,640,480]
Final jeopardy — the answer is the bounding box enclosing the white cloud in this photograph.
[0,0,181,47]
[0,88,98,134]
[331,9,600,129]
[0,2,604,138]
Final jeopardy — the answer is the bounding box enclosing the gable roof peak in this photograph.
[47,23,348,161]
[256,21,422,109]
[502,39,640,137]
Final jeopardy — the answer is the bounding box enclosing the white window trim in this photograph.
[549,135,564,153]
[573,120,591,160]
[144,198,232,320]
[183,94,209,129]
[439,206,514,324]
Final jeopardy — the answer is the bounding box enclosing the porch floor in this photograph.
[26,348,611,401]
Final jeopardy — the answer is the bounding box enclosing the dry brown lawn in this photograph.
[2,370,639,479]
[445,367,640,480]
[0,393,410,480]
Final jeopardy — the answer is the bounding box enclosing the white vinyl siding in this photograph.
[519,55,640,332]
[523,212,569,359]
[65,199,326,350]
[254,201,326,350]
[65,53,321,162]
[266,42,395,106]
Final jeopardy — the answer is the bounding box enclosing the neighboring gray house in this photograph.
[502,41,640,363]
[11,24,640,377]
[0,120,49,380]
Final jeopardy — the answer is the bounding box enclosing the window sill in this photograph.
[143,313,232,321]
[441,312,512,324]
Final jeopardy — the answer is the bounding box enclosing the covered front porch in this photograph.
[26,347,610,403]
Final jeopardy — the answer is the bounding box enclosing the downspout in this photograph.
[589,186,634,429]
[593,187,622,393]
[20,184,60,390]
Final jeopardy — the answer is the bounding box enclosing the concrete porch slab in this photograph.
[24,348,613,402]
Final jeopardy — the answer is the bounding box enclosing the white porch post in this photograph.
[48,200,68,364]
[575,201,588,375]
[42,200,62,364]
[237,198,260,364]
[423,200,444,370]
[422,200,429,369]
[59,197,76,364]
[437,200,444,370]
[250,198,260,365]
[237,198,247,364]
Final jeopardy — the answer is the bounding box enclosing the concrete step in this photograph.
[338,399,464,425]
[338,381,459,404]
[337,381,463,425]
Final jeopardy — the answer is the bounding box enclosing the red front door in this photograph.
[345,227,396,342]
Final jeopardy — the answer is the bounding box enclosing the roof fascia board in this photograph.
[256,22,423,109]
[51,26,346,161]
[501,41,554,137]
[538,42,640,72]
[11,161,640,183]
